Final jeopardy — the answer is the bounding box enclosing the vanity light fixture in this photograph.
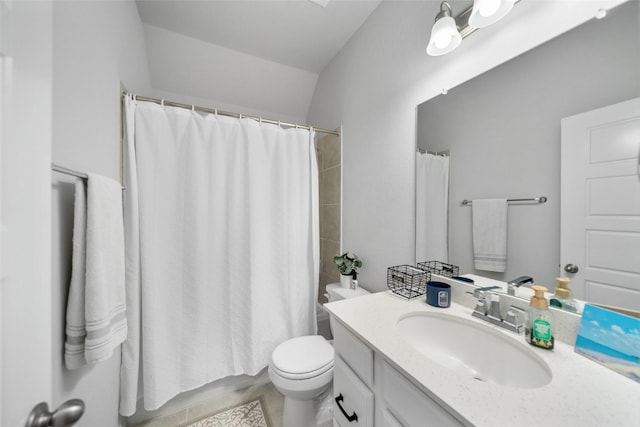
[426,2,462,56]
[427,0,519,57]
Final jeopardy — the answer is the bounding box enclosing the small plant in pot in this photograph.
[333,252,362,288]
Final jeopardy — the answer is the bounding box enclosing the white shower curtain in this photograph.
[119,95,319,414]
[416,152,450,263]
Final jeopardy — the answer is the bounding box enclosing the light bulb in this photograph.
[431,16,459,49]
[478,0,500,17]
[468,0,515,28]
[434,30,452,49]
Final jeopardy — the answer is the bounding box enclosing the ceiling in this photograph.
[135,0,384,74]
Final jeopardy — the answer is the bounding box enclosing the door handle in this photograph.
[564,264,579,274]
[25,399,85,427]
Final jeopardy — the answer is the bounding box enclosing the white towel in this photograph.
[65,174,127,369]
[472,198,508,272]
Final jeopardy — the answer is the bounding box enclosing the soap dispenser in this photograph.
[526,285,554,350]
[550,277,577,313]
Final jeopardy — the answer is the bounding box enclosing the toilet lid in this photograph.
[271,335,334,379]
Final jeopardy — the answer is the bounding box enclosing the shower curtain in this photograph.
[119,95,319,414]
[416,152,450,263]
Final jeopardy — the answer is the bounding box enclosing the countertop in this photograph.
[324,290,640,427]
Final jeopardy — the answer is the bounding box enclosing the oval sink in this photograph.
[396,312,552,388]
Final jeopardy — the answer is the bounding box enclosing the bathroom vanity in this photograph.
[325,286,640,427]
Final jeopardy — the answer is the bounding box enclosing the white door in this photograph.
[561,97,640,311]
[1,1,55,425]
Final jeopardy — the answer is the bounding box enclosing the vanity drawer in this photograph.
[382,361,463,427]
[333,355,374,427]
[333,320,374,386]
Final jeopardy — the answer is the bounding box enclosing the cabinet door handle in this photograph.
[335,393,358,423]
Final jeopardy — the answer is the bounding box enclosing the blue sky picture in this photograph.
[575,304,640,383]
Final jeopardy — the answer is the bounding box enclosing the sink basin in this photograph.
[396,312,552,388]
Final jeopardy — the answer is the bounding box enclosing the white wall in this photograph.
[51,1,150,425]
[1,1,53,425]
[417,2,640,287]
[142,23,318,124]
[307,0,628,292]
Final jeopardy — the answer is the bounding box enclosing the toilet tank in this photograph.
[324,283,370,335]
[325,283,370,303]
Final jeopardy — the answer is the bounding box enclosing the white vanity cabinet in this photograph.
[380,360,463,427]
[332,318,375,427]
[332,320,464,427]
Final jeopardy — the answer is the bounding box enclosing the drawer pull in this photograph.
[335,393,359,423]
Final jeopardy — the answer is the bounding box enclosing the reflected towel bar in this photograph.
[52,163,126,190]
[461,196,547,206]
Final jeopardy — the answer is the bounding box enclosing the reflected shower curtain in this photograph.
[416,152,449,263]
[119,95,319,414]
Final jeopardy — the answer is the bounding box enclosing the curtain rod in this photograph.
[124,93,340,137]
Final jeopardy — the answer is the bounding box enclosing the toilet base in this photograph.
[282,396,317,427]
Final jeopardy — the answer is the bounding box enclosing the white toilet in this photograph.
[268,283,370,427]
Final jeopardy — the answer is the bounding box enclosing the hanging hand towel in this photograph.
[472,198,508,272]
[65,174,127,369]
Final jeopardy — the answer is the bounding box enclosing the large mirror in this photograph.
[416,1,640,310]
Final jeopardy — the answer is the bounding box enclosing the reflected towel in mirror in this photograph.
[472,198,507,272]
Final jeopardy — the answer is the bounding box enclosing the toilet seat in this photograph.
[271,335,334,380]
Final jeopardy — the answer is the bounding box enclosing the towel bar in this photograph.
[52,163,126,190]
[461,196,547,206]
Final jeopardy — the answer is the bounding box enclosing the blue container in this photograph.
[426,281,451,308]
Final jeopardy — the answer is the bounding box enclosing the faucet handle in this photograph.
[467,289,484,299]
[466,290,488,314]
[467,285,500,299]
[504,305,527,333]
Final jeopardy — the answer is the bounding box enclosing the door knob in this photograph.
[25,399,85,427]
[564,264,579,274]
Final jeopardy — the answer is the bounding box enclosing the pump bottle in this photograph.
[525,285,554,350]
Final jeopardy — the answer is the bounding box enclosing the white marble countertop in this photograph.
[325,290,640,427]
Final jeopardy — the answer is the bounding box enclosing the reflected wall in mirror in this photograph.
[416,1,640,305]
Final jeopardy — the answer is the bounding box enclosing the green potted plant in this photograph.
[333,252,362,288]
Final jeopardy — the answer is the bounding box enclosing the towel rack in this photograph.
[51,163,126,190]
[461,196,547,206]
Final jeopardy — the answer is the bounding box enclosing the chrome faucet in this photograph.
[507,275,534,296]
[468,286,501,317]
[467,288,526,333]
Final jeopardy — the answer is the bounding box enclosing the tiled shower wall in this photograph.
[317,132,341,303]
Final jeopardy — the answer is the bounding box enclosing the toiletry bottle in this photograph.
[525,285,554,350]
[549,277,577,313]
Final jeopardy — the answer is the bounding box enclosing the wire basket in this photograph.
[387,265,431,300]
[417,261,459,278]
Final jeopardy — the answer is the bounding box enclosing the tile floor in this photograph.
[130,382,284,427]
